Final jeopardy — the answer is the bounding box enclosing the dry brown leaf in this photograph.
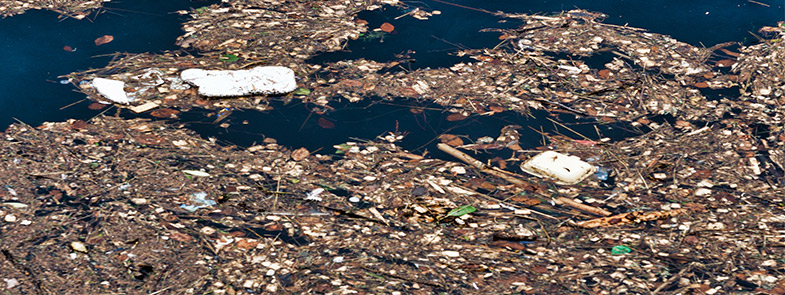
[694,82,709,88]
[149,108,180,118]
[94,35,114,46]
[291,147,310,161]
[380,22,395,33]
[715,59,736,67]
[446,113,468,122]
[439,134,463,146]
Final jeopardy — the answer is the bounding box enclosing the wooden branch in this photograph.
[437,143,528,186]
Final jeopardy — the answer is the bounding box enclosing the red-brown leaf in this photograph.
[317,117,335,129]
[380,22,395,33]
[446,113,468,122]
[94,35,114,46]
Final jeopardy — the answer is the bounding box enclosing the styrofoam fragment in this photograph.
[180,66,297,97]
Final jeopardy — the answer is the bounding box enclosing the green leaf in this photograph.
[195,6,208,14]
[220,54,239,63]
[447,205,477,217]
[293,88,311,96]
[334,143,352,154]
[364,271,385,280]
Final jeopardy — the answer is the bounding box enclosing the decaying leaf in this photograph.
[291,147,310,161]
[446,113,468,122]
[439,134,464,146]
[150,108,180,118]
[380,22,395,33]
[317,117,335,129]
[94,35,114,46]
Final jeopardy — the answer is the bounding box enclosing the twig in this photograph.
[652,262,696,294]
[554,196,612,216]
[575,209,687,228]
[59,99,87,110]
[546,117,592,141]
[747,0,770,7]
[437,143,560,220]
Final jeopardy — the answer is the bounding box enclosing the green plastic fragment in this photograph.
[447,205,477,217]
[220,54,239,63]
[611,245,631,255]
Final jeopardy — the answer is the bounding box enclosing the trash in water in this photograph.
[180,192,216,212]
[594,167,610,181]
[611,245,632,255]
[304,188,325,201]
[521,151,597,185]
[180,66,297,97]
[183,170,210,177]
[92,78,133,104]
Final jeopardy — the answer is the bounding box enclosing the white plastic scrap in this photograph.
[4,278,19,289]
[180,66,297,97]
[180,192,217,212]
[92,78,133,104]
[305,188,325,201]
[183,170,210,177]
[4,186,16,196]
[521,151,597,185]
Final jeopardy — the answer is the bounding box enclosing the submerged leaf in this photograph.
[317,117,335,129]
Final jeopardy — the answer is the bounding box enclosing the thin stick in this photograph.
[747,0,770,7]
[554,196,612,216]
[652,262,696,294]
[59,99,86,110]
[430,0,497,15]
[437,143,559,220]
[547,117,592,141]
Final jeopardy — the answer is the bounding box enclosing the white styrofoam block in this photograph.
[180,66,297,97]
[521,151,597,185]
[92,78,133,104]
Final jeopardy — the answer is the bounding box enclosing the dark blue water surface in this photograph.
[1,0,784,149]
[0,0,215,128]
[313,0,785,69]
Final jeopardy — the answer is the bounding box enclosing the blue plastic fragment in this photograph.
[594,166,609,181]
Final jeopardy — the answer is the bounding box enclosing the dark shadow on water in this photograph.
[131,98,650,161]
